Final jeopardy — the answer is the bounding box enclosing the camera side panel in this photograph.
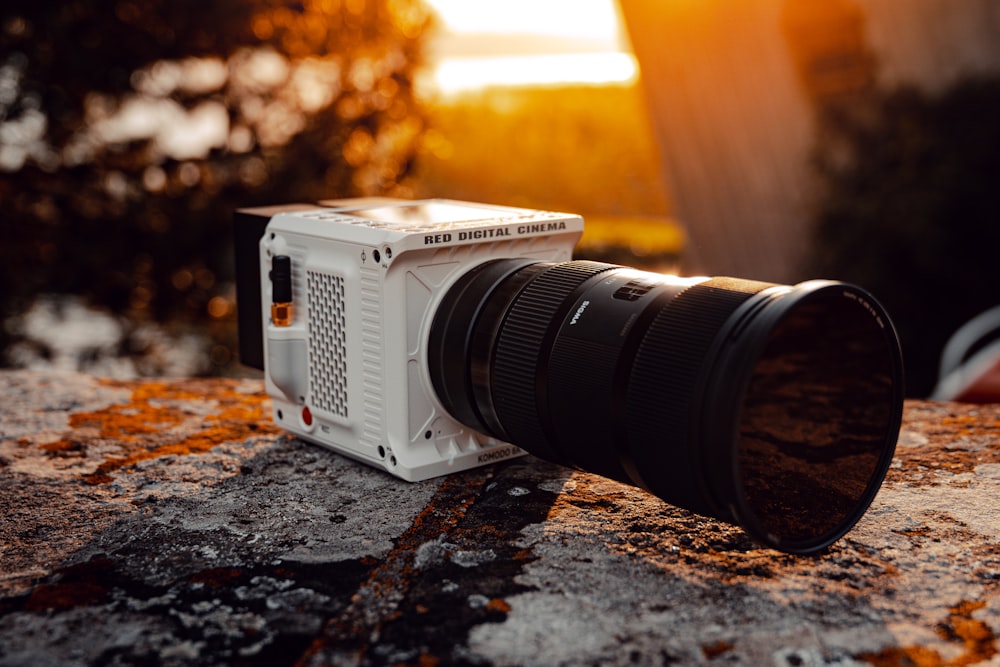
[233,204,324,370]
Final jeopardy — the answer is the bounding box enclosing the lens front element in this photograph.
[726,286,901,552]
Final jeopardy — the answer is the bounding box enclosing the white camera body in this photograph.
[246,198,583,481]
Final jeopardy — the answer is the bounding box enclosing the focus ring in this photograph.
[624,278,774,515]
[491,261,617,453]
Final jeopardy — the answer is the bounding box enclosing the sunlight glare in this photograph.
[424,0,622,42]
[432,53,637,95]
[421,0,635,94]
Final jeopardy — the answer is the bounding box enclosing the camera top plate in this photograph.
[265,198,583,254]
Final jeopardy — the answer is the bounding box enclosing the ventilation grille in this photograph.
[359,266,384,447]
[307,270,348,417]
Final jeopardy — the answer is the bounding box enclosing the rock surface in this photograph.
[1,370,998,666]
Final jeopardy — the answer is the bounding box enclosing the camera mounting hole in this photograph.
[390,455,397,467]
[377,445,386,459]
[424,430,433,440]
[385,247,392,259]
[276,409,284,421]
[372,249,381,263]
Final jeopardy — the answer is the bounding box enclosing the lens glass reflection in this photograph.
[737,292,896,545]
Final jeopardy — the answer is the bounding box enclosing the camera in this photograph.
[235,198,904,554]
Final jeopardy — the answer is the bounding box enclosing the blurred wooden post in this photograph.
[618,0,1000,283]
[619,0,814,282]
[860,0,1000,93]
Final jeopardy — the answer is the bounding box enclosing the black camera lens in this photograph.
[428,260,904,554]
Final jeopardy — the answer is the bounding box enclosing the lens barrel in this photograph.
[429,260,904,554]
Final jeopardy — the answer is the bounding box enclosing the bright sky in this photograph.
[420,0,638,95]
[424,0,624,42]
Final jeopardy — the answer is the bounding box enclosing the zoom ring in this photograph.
[491,261,617,453]
[624,278,773,513]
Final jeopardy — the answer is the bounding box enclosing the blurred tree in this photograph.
[807,76,1000,397]
[0,0,430,371]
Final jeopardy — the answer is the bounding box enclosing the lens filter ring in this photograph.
[700,281,904,554]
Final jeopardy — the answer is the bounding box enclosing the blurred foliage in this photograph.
[415,83,680,270]
[807,76,1000,397]
[415,84,671,220]
[0,0,430,373]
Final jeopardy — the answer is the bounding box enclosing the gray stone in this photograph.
[1,371,999,666]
